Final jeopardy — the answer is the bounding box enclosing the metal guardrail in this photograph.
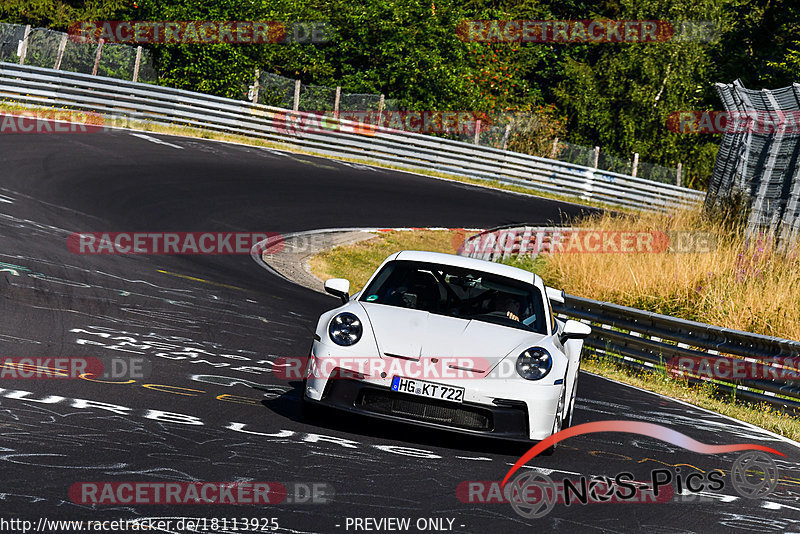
[709,80,800,243]
[0,62,705,212]
[460,226,800,412]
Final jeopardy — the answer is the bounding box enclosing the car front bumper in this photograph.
[306,340,565,441]
[305,376,536,441]
[306,373,563,442]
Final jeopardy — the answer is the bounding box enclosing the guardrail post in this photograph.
[334,86,341,116]
[91,38,104,76]
[474,119,481,145]
[501,124,511,151]
[54,33,68,70]
[550,137,559,159]
[632,152,639,177]
[132,45,142,82]
[592,146,600,169]
[293,79,301,111]
[676,162,682,186]
[251,68,260,104]
[18,25,31,65]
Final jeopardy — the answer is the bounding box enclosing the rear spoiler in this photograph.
[545,286,565,304]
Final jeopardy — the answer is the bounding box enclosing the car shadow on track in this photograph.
[261,381,536,458]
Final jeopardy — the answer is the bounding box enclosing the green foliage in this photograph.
[0,0,129,31]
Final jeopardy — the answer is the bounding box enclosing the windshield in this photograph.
[359,260,547,334]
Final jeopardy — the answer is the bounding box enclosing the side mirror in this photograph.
[559,319,591,343]
[324,278,351,304]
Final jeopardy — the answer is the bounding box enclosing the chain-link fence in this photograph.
[297,82,336,112]
[0,23,26,62]
[0,22,157,82]
[434,115,682,185]
[635,160,680,185]
[339,93,380,112]
[254,71,399,114]
[549,140,679,184]
[448,122,681,185]
[554,140,596,167]
[24,28,62,68]
[256,72,295,108]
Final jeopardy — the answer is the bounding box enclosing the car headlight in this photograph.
[516,347,552,380]
[328,312,362,346]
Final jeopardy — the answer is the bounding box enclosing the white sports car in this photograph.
[303,250,591,447]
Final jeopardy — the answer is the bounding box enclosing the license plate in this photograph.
[391,376,464,403]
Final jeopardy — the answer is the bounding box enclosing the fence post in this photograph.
[550,137,559,159]
[676,162,683,187]
[334,86,341,116]
[378,94,384,125]
[474,119,482,145]
[54,33,68,70]
[293,79,301,111]
[592,146,600,169]
[251,68,260,105]
[18,25,31,65]
[632,152,639,178]
[132,45,142,82]
[501,124,511,151]
[91,38,104,76]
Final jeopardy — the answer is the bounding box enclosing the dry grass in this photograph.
[511,206,800,340]
[308,230,460,292]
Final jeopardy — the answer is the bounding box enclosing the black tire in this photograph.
[540,386,566,456]
[563,373,579,429]
[300,376,322,421]
[301,396,322,421]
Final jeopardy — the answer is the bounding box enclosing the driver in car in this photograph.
[495,293,522,322]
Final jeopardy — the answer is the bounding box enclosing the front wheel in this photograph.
[301,376,323,421]
[540,386,566,456]
[563,373,578,429]
[301,397,322,421]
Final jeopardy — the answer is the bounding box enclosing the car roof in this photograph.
[392,250,541,286]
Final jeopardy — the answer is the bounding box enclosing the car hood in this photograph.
[360,302,543,373]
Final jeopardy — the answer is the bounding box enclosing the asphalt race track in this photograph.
[0,129,798,533]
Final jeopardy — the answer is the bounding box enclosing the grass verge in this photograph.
[308,228,800,441]
[308,230,461,291]
[510,205,800,341]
